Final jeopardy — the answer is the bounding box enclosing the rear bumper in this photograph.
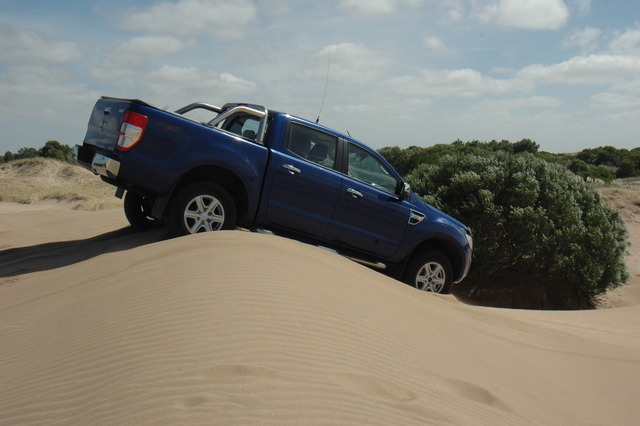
[74,145,120,179]
[92,153,120,179]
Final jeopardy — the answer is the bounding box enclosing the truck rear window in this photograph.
[221,113,261,139]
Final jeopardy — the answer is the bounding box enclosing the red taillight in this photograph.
[116,111,148,151]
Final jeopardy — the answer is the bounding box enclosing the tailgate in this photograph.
[82,97,134,151]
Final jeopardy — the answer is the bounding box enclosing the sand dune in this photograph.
[1,202,639,424]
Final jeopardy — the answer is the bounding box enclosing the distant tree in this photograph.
[512,138,539,154]
[576,146,640,179]
[589,165,617,182]
[381,142,640,183]
[566,157,590,176]
[490,139,514,152]
[16,147,39,159]
[378,146,414,176]
[3,141,75,163]
[379,145,449,177]
[408,152,629,310]
[39,140,73,162]
[381,139,544,178]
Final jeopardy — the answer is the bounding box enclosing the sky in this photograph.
[1,0,639,154]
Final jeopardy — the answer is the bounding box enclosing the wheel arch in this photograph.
[402,237,466,283]
[164,165,250,225]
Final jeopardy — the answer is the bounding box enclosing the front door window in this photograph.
[347,144,398,193]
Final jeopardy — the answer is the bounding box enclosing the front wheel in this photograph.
[403,250,453,294]
[168,182,236,237]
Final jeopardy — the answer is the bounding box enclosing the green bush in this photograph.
[39,140,73,162]
[408,152,629,309]
[2,141,74,164]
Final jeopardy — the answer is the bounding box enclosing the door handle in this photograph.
[347,188,363,198]
[283,164,301,175]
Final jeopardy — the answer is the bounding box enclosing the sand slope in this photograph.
[1,204,639,425]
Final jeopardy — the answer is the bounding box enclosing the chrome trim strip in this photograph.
[175,102,222,115]
[208,106,268,144]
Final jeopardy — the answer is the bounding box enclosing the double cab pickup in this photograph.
[75,97,472,293]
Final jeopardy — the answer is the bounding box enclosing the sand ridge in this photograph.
[1,203,640,424]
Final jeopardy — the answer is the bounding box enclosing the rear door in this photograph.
[263,122,341,237]
[325,142,410,258]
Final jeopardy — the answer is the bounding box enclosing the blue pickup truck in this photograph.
[75,97,472,293]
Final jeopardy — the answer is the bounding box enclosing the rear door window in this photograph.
[287,123,338,169]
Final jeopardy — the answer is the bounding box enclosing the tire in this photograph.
[124,191,159,230]
[168,182,236,237]
[403,250,453,294]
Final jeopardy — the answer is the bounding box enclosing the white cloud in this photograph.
[517,54,640,85]
[440,0,466,22]
[0,65,101,144]
[477,0,570,30]
[120,0,257,39]
[92,36,195,80]
[0,66,98,110]
[384,51,640,103]
[608,25,640,55]
[563,27,602,53]
[139,65,257,106]
[334,103,376,114]
[262,1,292,18]
[0,28,90,64]
[570,0,591,14]
[590,92,640,109]
[472,96,562,111]
[339,0,423,16]
[110,36,194,65]
[423,36,445,52]
[386,68,522,98]
[301,43,390,84]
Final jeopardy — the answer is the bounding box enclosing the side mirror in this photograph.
[399,182,411,201]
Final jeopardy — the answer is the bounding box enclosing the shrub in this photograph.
[39,140,74,162]
[408,152,629,309]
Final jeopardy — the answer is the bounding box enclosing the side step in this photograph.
[345,256,387,270]
[317,246,387,270]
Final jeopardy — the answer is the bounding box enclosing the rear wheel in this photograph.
[124,191,159,230]
[168,182,236,236]
[403,250,453,294]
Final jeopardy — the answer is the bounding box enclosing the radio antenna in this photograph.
[316,42,332,124]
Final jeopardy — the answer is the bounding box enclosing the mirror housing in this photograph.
[399,182,411,201]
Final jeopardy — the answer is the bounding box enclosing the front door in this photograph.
[325,143,409,258]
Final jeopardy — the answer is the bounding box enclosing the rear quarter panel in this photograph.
[116,106,270,210]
